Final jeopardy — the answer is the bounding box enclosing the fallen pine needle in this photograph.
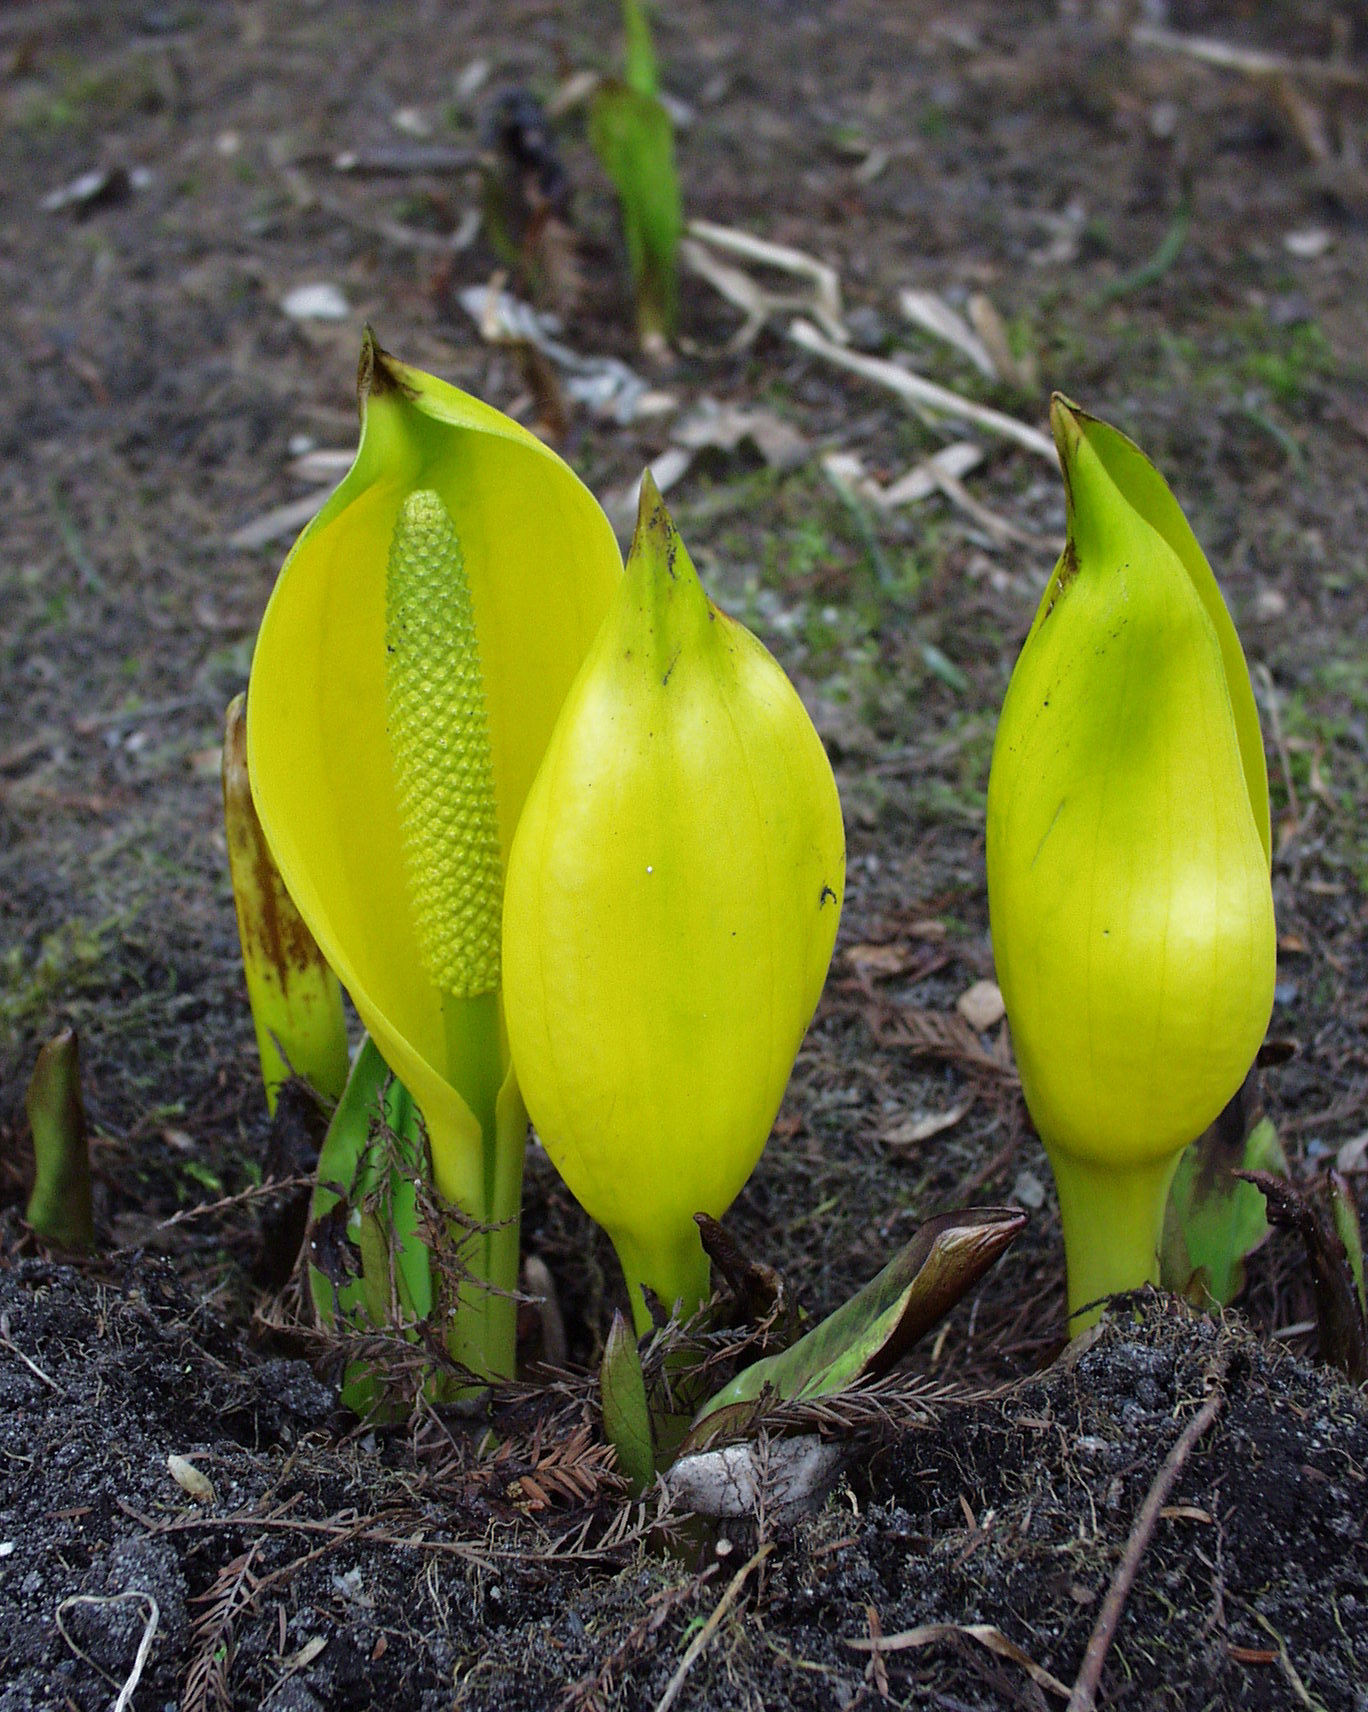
[846,1619,1070,1699]
[1068,1370,1228,1711]
[654,1544,773,1712]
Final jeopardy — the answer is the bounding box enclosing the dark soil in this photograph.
[3,1263,1364,1711]
[3,1,1368,1707]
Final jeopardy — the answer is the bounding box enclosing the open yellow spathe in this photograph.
[246,334,622,1375]
[503,478,846,1331]
[986,396,1275,1326]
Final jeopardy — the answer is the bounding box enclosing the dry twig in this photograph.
[56,1591,159,1712]
[1131,23,1368,89]
[687,218,845,341]
[787,319,1055,461]
[1067,1367,1229,1711]
[847,1618,1071,1700]
[0,1312,68,1395]
[653,1544,773,1712]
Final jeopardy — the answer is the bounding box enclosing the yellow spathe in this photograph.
[246,335,622,1218]
[503,478,846,1330]
[986,396,1275,1322]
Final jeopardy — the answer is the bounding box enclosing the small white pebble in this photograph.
[282,283,351,323]
[167,1454,215,1504]
[1284,227,1332,259]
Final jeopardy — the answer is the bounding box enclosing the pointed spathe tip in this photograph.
[356,327,414,417]
[633,465,668,539]
[1050,392,1085,462]
[619,467,711,655]
[628,467,683,583]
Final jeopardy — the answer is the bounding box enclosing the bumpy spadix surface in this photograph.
[385,490,502,999]
[986,397,1275,1168]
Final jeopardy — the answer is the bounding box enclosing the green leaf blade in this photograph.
[1161,1089,1287,1306]
[684,1209,1025,1451]
[600,1310,655,1495]
[589,83,682,340]
[24,1029,94,1250]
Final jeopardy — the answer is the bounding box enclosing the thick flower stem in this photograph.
[481,1083,527,1380]
[1048,1147,1183,1332]
[612,1223,712,1340]
[439,991,521,1382]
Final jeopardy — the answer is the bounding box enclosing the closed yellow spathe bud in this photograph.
[503,476,846,1332]
[986,396,1275,1328]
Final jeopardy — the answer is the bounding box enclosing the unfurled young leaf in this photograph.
[599,1310,655,1495]
[1328,1171,1366,1319]
[308,1036,432,1413]
[620,0,659,97]
[589,5,682,347]
[682,1208,1025,1452]
[24,1029,94,1250]
[1161,1070,1287,1305]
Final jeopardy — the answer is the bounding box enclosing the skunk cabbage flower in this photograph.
[247,334,621,1375]
[986,396,1275,1327]
[503,478,845,1331]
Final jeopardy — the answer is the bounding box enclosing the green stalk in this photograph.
[440,991,523,1382]
[612,1224,711,1340]
[25,1030,94,1250]
[1049,1147,1182,1331]
[484,1067,528,1379]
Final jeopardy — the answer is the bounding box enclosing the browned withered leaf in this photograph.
[1236,1169,1368,1383]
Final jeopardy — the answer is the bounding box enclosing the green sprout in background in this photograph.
[589,0,683,350]
[24,1029,94,1251]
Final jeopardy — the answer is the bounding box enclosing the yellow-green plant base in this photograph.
[1049,1148,1182,1332]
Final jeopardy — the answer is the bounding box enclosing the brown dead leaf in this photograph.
[846,942,913,976]
[956,979,1005,1032]
[673,397,808,470]
[884,1102,970,1150]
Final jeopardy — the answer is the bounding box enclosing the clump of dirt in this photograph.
[2,1259,1363,1710]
